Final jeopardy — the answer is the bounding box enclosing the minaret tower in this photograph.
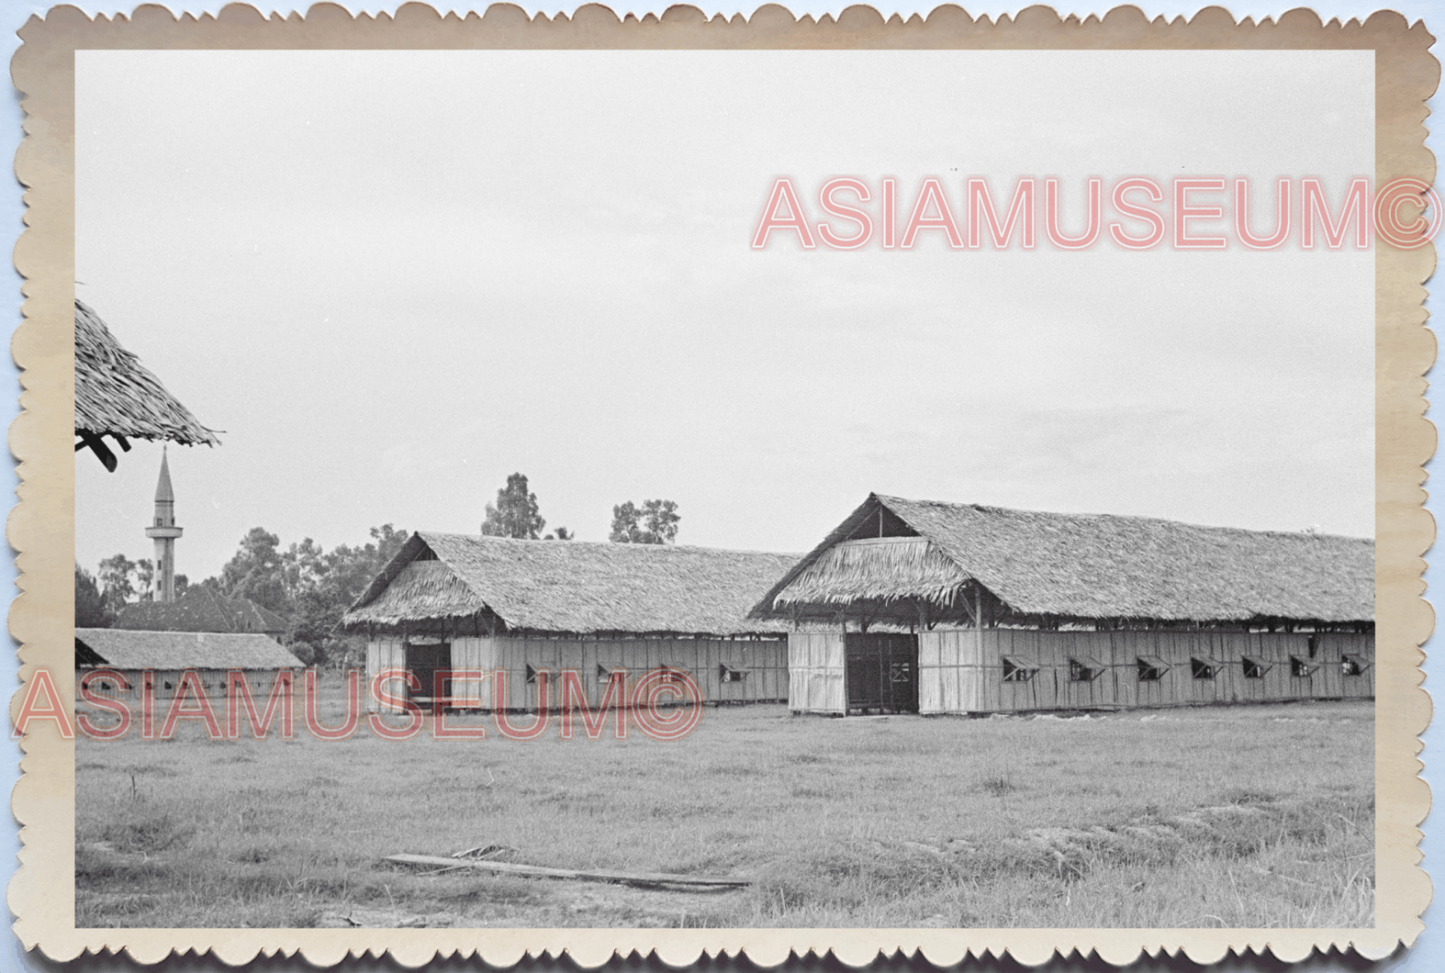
[145,449,183,603]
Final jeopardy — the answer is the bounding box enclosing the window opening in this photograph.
[1241,656,1272,679]
[1068,658,1105,682]
[1191,658,1222,680]
[1002,656,1039,682]
[1290,656,1319,678]
[1136,656,1169,681]
[719,663,749,684]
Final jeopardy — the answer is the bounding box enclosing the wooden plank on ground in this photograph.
[384,853,751,889]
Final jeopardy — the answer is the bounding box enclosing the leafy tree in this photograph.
[75,565,112,628]
[97,553,137,615]
[642,499,680,544]
[544,527,573,541]
[283,524,410,668]
[134,558,155,602]
[174,574,190,596]
[199,523,411,669]
[481,473,546,540]
[218,527,289,613]
[610,499,680,544]
[610,502,643,543]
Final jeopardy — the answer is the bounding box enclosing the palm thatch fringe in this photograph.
[74,300,219,469]
[772,538,969,609]
[341,559,488,624]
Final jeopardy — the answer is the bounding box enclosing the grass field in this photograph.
[75,689,1374,929]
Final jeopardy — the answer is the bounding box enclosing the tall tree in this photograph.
[610,499,681,544]
[75,565,112,628]
[544,526,574,541]
[610,501,643,543]
[199,524,411,668]
[481,473,546,540]
[284,524,410,668]
[218,527,289,612]
[134,558,155,602]
[642,499,681,544]
[97,553,137,615]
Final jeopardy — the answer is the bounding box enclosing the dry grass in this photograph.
[75,685,1374,929]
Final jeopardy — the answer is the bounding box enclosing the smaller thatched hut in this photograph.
[750,495,1375,716]
[75,628,299,701]
[74,300,219,470]
[340,533,797,712]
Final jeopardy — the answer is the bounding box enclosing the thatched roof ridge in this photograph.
[751,494,1374,625]
[74,300,219,449]
[342,532,799,636]
[75,629,299,670]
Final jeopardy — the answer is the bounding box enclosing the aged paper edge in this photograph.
[7,2,1437,966]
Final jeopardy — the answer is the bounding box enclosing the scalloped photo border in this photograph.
[7,2,1438,966]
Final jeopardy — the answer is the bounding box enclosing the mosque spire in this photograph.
[145,448,183,603]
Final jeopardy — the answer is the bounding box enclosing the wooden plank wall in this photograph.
[365,638,406,712]
[917,628,1374,714]
[365,636,787,712]
[919,630,984,714]
[787,631,846,715]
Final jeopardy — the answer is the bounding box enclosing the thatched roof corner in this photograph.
[74,300,220,470]
[750,493,1375,627]
[341,532,799,637]
[75,628,299,670]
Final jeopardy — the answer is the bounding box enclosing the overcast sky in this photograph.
[74,48,1374,580]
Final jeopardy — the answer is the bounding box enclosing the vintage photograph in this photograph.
[64,42,1381,932]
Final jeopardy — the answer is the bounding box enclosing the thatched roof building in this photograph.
[341,533,798,712]
[752,495,1375,717]
[752,494,1374,629]
[75,300,219,470]
[344,532,796,637]
[115,586,288,638]
[75,628,299,671]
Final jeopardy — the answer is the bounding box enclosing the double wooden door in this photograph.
[845,633,919,714]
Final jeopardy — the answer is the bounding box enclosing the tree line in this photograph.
[77,472,678,667]
[76,524,409,668]
[480,472,679,545]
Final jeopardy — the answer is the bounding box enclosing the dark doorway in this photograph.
[404,641,451,702]
[845,633,919,714]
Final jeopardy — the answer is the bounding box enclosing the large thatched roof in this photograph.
[751,494,1374,626]
[75,300,219,469]
[75,629,299,671]
[342,532,798,637]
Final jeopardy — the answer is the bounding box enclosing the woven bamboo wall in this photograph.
[787,631,846,715]
[365,635,788,713]
[918,628,1374,714]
